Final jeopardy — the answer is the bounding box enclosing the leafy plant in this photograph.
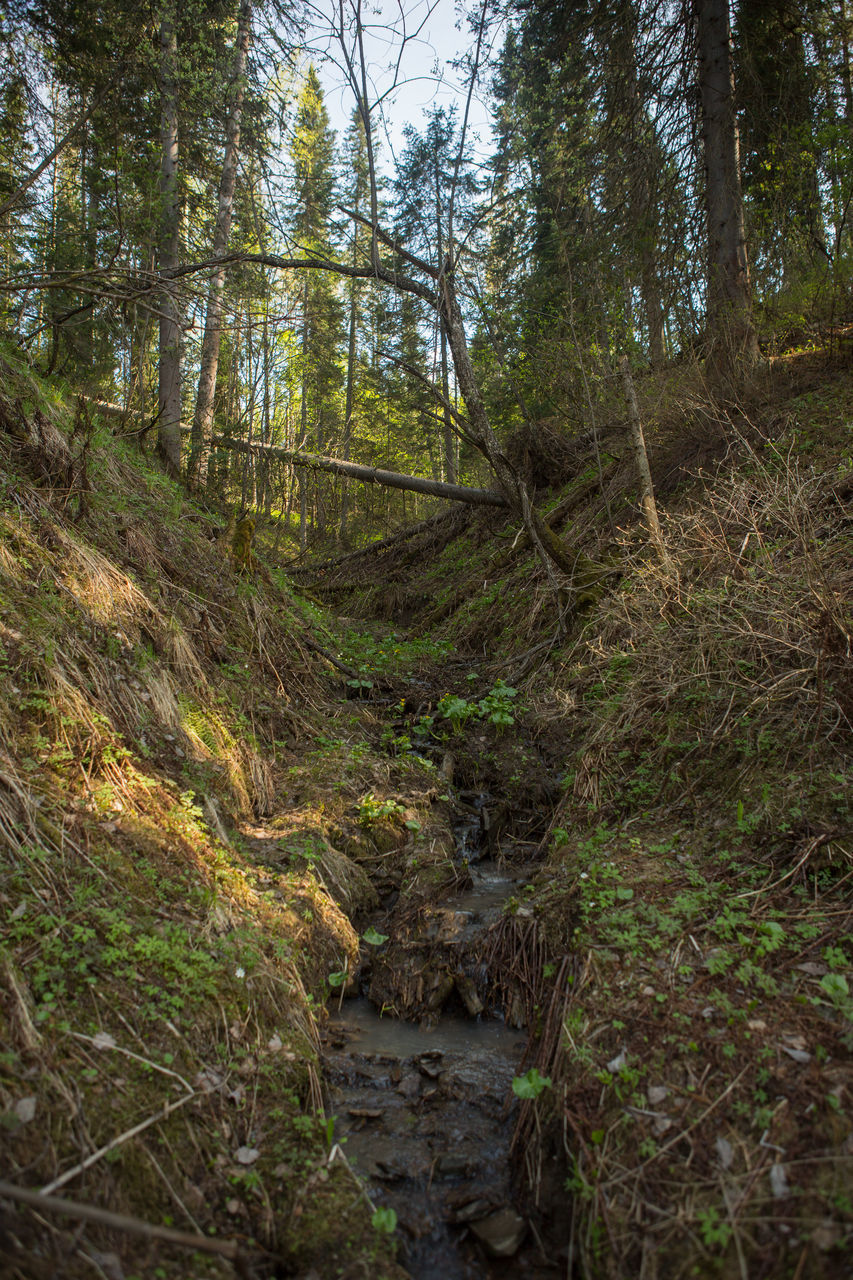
[512,1067,552,1099]
[478,679,518,728]
[371,1206,398,1233]
[357,793,405,826]
[436,693,475,732]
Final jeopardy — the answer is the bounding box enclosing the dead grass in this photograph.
[0,365,406,1277]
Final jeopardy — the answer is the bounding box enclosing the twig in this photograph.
[70,1031,193,1093]
[300,633,362,678]
[736,834,832,900]
[0,1179,254,1274]
[40,1091,196,1196]
[608,1067,749,1187]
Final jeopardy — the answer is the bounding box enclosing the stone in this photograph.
[455,973,484,1017]
[435,1151,471,1177]
[397,1072,421,1099]
[470,1206,527,1258]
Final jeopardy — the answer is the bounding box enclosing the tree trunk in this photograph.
[298,276,309,550]
[618,355,669,563]
[694,0,760,373]
[214,437,508,506]
[189,0,252,488]
[439,323,456,483]
[157,5,182,476]
[438,273,577,575]
[340,272,358,541]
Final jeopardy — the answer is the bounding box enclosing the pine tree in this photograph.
[289,66,343,545]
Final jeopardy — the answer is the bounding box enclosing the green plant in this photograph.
[356,793,405,826]
[696,1205,732,1249]
[477,679,518,728]
[436,693,475,732]
[371,1206,397,1233]
[512,1067,552,1099]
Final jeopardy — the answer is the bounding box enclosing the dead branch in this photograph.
[0,1180,255,1274]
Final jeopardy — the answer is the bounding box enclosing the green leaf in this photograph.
[327,969,347,988]
[512,1067,552,1099]
[820,972,850,1000]
[616,887,634,900]
[371,1207,398,1233]
[363,926,388,947]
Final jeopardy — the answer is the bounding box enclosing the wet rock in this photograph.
[451,1197,494,1224]
[426,972,455,1013]
[455,972,484,1017]
[470,1206,528,1257]
[435,1151,472,1177]
[397,1072,421,1099]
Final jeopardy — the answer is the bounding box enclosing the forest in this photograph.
[0,0,851,1278]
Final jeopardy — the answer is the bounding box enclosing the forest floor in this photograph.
[0,338,851,1280]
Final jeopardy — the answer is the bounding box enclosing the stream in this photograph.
[321,831,559,1278]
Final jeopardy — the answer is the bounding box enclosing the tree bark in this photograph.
[340,270,358,540]
[157,5,182,476]
[694,0,760,373]
[189,0,252,488]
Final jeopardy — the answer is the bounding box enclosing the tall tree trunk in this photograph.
[81,120,98,377]
[190,0,252,487]
[340,272,358,541]
[298,277,309,550]
[694,0,760,373]
[157,5,182,476]
[439,323,456,483]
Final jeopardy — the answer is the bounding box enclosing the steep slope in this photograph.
[0,351,425,1278]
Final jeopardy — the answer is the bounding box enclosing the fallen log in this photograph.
[212,436,508,508]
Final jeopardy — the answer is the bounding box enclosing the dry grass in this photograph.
[0,372,407,1277]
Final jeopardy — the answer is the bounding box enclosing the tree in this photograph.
[693,0,760,372]
[289,65,343,546]
[189,0,253,489]
[339,108,370,540]
[735,0,827,292]
[395,107,479,483]
[157,1,182,476]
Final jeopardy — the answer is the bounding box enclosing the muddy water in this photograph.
[322,857,557,1279]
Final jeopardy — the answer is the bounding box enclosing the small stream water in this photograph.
[322,841,558,1278]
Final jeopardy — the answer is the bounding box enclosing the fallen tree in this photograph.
[212,436,508,507]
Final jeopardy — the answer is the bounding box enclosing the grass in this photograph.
[0,346,409,1278]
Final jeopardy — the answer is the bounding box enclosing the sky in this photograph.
[304,0,501,173]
